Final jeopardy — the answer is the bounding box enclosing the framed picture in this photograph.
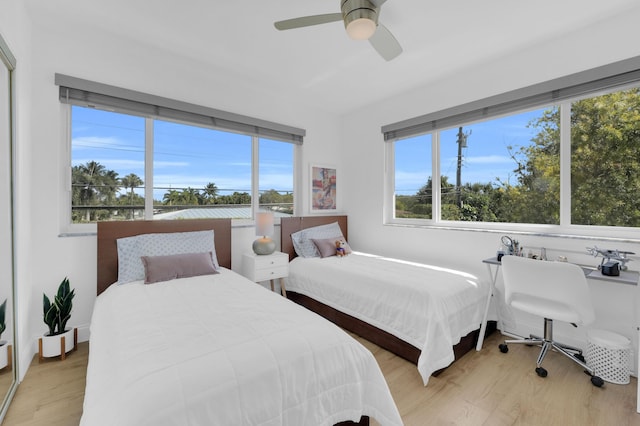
[310,165,337,211]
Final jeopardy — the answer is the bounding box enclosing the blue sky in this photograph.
[71,106,293,200]
[72,105,549,200]
[395,107,548,195]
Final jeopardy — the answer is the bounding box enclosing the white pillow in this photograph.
[291,222,345,258]
[116,230,219,284]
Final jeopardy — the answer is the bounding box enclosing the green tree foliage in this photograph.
[120,173,144,219]
[202,182,219,204]
[72,161,120,222]
[259,189,293,214]
[569,89,640,226]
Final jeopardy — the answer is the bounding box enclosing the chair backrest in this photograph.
[501,255,595,325]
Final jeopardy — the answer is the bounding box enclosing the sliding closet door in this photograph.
[0,33,17,422]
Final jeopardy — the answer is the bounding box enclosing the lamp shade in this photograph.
[255,212,274,237]
[346,18,376,40]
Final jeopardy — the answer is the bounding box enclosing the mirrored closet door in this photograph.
[0,32,18,421]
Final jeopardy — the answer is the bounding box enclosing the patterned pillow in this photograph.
[291,222,345,258]
[117,230,218,284]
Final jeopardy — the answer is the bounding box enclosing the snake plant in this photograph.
[43,277,75,336]
[0,299,6,341]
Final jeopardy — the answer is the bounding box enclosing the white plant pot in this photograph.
[0,341,8,369]
[40,328,75,359]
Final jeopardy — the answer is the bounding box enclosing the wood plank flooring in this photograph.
[2,332,638,425]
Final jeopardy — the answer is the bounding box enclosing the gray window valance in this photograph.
[55,73,305,144]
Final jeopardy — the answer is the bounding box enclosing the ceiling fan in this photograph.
[274,0,402,61]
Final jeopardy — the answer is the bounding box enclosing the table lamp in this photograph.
[253,212,276,255]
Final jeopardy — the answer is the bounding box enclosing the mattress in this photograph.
[80,268,402,426]
[286,252,490,385]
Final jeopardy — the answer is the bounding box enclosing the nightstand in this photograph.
[242,251,289,297]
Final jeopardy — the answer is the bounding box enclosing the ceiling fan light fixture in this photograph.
[342,0,378,40]
[346,17,377,40]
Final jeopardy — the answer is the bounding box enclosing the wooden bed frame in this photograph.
[97,219,232,295]
[95,218,369,426]
[281,215,496,370]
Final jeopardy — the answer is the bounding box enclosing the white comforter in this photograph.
[81,269,403,426]
[286,253,489,385]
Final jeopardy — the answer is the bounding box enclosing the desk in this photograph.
[477,258,501,351]
[477,257,638,352]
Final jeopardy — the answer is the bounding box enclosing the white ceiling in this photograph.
[24,0,640,115]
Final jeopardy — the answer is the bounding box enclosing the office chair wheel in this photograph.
[591,376,604,387]
[535,367,548,377]
[498,344,508,353]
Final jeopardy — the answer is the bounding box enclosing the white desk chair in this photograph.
[498,255,604,387]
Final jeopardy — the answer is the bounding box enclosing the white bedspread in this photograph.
[81,269,402,426]
[286,253,489,385]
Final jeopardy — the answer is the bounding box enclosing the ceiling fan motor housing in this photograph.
[341,0,379,40]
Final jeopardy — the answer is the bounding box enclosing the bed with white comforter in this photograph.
[81,269,402,426]
[286,252,490,385]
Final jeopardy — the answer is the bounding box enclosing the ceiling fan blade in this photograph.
[274,13,343,31]
[369,23,402,61]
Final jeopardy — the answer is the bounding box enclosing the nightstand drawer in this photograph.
[252,254,288,269]
[253,265,289,282]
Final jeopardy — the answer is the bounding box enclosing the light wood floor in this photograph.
[2,332,638,425]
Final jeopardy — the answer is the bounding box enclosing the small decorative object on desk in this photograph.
[586,246,634,273]
[39,277,77,361]
[501,235,522,257]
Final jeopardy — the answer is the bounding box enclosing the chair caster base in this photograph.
[535,367,548,377]
[588,373,604,387]
[498,343,508,353]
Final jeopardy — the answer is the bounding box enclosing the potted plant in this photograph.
[0,299,8,369]
[40,277,77,360]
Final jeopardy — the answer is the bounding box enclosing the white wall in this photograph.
[13,18,343,380]
[341,10,640,370]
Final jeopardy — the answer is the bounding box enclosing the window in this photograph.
[71,107,145,222]
[570,88,640,227]
[258,138,294,215]
[385,67,640,236]
[58,74,304,228]
[394,134,432,219]
[69,106,296,224]
[437,108,560,224]
[153,119,252,219]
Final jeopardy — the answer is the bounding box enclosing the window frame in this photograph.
[384,93,640,242]
[60,104,299,234]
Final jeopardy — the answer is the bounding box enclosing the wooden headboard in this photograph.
[280,216,348,261]
[97,219,232,295]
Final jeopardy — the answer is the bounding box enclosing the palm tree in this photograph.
[120,173,144,219]
[162,189,182,206]
[203,182,219,204]
[72,161,120,222]
[180,187,199,205]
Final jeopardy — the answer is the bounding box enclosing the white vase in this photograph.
[39,328,76,360]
